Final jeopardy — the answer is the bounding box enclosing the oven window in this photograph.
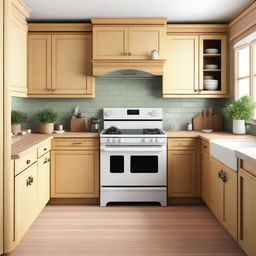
[110,156,124,173]
[130,156,158,173]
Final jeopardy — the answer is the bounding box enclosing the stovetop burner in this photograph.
[105,126,121,134]
[143,128,162,135]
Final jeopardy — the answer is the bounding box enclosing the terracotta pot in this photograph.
[11,124,21,135]
[39,123,54,134]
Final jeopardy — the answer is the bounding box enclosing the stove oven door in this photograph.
[100,145,166,186]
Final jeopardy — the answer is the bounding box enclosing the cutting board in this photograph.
[193,108,224,131]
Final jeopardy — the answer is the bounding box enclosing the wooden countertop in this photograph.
[53,132,99,138]
[11,134,53,159]
[165,130,256,142]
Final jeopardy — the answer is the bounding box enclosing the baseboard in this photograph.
[48,198,100,205]
[168,197,204,205]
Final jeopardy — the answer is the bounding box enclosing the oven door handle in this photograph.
[102,146,166,152]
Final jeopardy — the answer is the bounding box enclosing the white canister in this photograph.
[187,122,193,131]
[151,50,159,60]
[232,120,245,134]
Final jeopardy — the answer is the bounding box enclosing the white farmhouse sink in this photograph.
[210,140,256,171]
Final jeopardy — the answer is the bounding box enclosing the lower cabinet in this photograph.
[37,152,50,211]
[238,162,256,256]
[15,163,38,243]
[51,150,99,198]
[209,157,237,240]
[168,138,200,198]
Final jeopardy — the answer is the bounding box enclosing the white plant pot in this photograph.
[233,120,245,134]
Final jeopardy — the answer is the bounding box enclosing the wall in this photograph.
[12,77,230,131]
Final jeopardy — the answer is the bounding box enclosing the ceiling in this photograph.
[23,0,254,23]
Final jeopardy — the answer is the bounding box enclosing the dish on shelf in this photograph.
[205,64,218,69]
[205,48,219,54]
[204,75,214,80]
[201,129,213,133]
[204,79,218,90]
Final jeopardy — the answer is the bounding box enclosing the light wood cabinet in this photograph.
[209,157,237,240]
[93,25,165,60]
[238,163,256,256]
[168,138,200,198]
[15,163,38,243]
[28,33,95,98]
[163,35,198,95]
[163,34,228,98]
[51,138,99,198]
[6,0,30,97]
[37,152,50,211]
[201,147,210,204]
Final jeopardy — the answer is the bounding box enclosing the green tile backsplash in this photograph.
[12,77,230,131]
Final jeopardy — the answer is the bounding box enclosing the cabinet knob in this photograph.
[194,89,198,92]
[128,52,132,56]
[26,160,31,165]
[51,89,56,92]
[43,159,48,164]
[44,148,47,151]
[47,88,51,92]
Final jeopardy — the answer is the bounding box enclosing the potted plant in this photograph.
[11,111,27,135]
[224,96,256,134]
[37,108,58,134]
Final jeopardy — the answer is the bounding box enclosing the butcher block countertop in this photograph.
[11,133,53,159]
[165,130,256,142]
[53,132,99,138]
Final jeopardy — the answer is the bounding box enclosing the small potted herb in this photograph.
[11,111,27,135]
[37,108,58,134]
[223,96,256,134]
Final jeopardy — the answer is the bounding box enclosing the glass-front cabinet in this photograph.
[199,35,227,95]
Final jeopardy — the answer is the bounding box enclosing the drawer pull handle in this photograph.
[43,159,48,164]
[203,145,207,149]
[72,142,82,145]
[44,148,47,151]
[26,160,31,165]
[26,176,34,186]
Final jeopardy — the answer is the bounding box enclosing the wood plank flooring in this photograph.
[9,205,245,256]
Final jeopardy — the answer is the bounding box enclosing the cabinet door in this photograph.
[168,150,196,197]
[209,158,224,221]
[199,35,227,95]
[51,150,99,198]
[163,36,198,95]
[37,152,50,212]
[52,34,93,95]
[28,34,52,95]
[93,26,128,59]
[201,150,210,204]
[238,169,256,256]
[223,166,237,240]
[9,10,28,96]
[15,163,38,243]
[128,26,165,59]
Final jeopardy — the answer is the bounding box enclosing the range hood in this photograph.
[92,59,165,77]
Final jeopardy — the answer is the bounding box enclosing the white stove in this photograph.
[100,108,167,206]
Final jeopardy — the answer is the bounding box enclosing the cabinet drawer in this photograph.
[201,140,209,153]
[38,139,51,158]
[15,150,37,176]
[240,160,256,177]
[168,138,197,150]
[52,138,99,150]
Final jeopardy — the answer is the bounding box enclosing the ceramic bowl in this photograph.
[205,48,219,54]
[204,79,218,90]
[205,64,218,69]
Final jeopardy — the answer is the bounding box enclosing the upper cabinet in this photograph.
[5,0,30,97]
[163,33,228,98]
[93,25,165,60]
[28,32,95,98]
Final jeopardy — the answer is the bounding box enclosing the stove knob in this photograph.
[108,138,112,143]
[149,110,158,117]
[105,110,114,117]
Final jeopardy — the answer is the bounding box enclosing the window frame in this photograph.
[235,40,256,120]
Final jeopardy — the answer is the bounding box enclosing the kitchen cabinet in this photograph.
[15,163,38,243]
[93,25,165,60]
[163,34,228,98]
[168,138,200,198]
[200,140,211,204]
[6,0,30,97]
[37,152,50,211]
[238,160,256,256]
[51,138,99,198]
[163,35,199,95]
[28,33,95,98]
[209,157,237,240]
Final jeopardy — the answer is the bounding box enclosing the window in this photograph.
[235,40,256,118]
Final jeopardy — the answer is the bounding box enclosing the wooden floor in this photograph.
[9,205,245,256]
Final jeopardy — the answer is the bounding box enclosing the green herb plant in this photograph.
[11,111,27,125]
[37,108,58,124]
[223,96,256,121]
